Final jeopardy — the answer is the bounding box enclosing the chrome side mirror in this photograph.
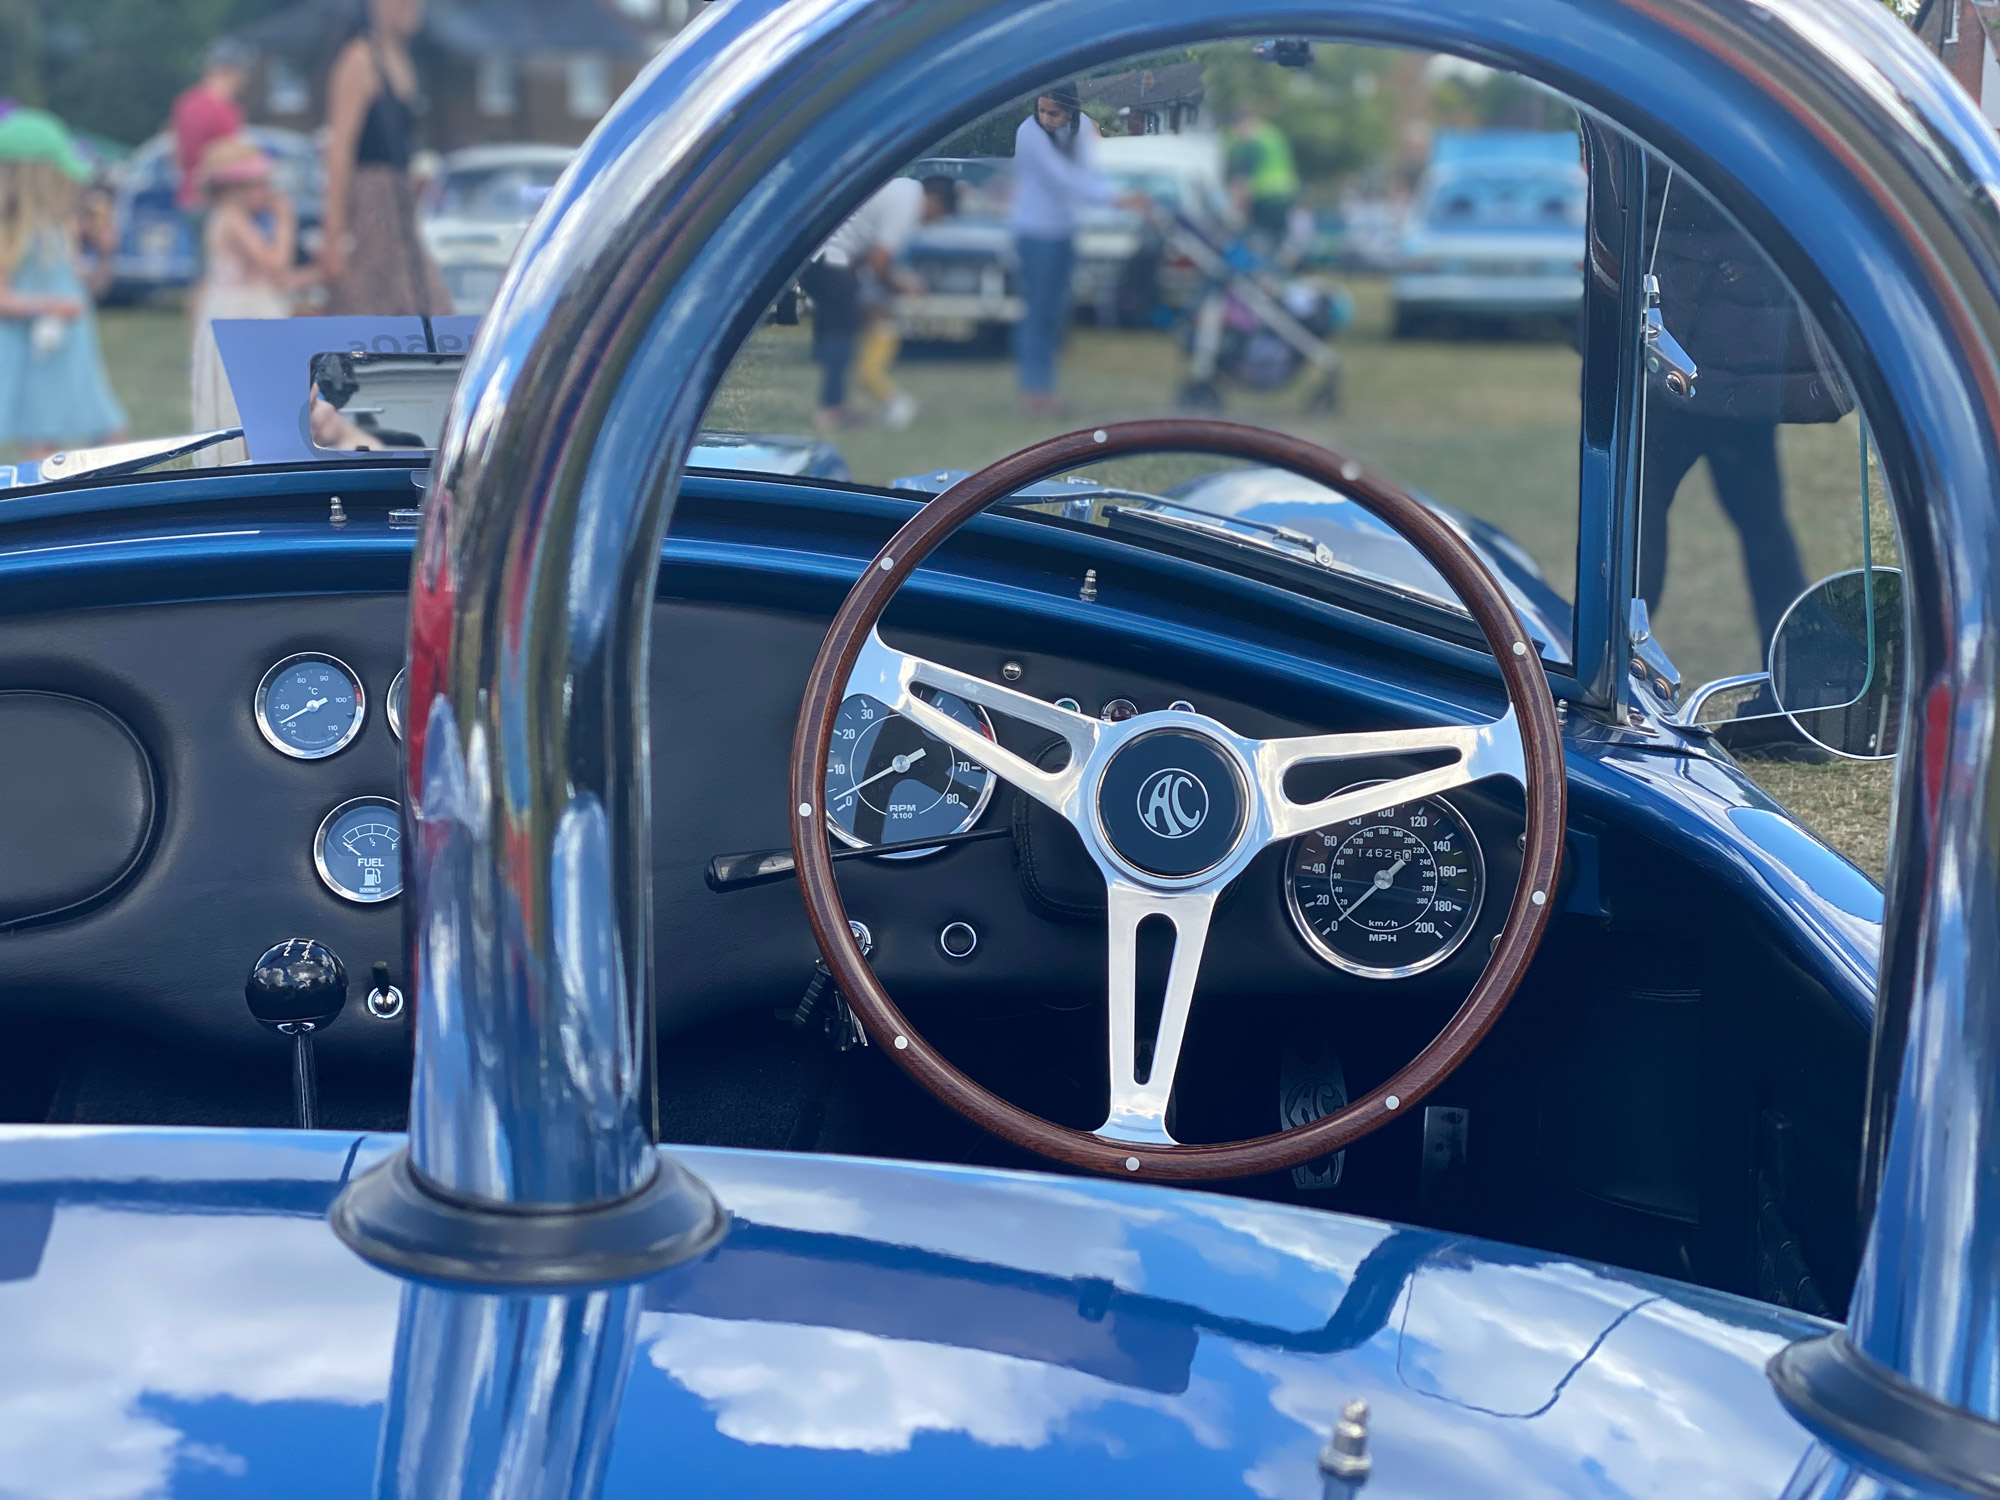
[1769,566,1904,760]
[1676,568,1905,759]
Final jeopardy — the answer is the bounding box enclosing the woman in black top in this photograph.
[319,0,448,316]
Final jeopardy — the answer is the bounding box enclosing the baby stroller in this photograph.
[1154,203,1346,413]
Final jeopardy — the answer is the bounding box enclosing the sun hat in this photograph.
[0,108,91,181]
[200,135,274,190]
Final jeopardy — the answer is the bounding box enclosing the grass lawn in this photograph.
[86,287,1896,878]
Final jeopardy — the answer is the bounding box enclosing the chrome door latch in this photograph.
[1642,274,1698,399]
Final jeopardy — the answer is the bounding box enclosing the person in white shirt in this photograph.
[799,175,954,430]
[1008,83,1111,415]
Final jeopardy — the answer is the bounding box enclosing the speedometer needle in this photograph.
[278,697,328,726]
[1338,855,1409,924]
[834,748,926,804]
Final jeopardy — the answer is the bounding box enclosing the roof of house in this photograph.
[1080,61,1206,114]
[238,0,651,57]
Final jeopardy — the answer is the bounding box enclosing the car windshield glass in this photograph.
[12,41,1590,673]
[700,40,1588,666]
[1636,156,1902,878]
[432,165,563,221]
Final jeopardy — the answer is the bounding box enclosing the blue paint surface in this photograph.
[0,1128,1825,1500]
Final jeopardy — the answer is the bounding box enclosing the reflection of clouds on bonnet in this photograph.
[1234,1259,1811,1500]
[0,1207,398,1500]
[640,1314,1230,1456]
[698,1155,1156,1285]
[1398,1252,1658,1416]
[694,1151,1383,1328]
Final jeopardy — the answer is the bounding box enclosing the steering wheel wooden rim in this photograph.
[789,419,1565,1180]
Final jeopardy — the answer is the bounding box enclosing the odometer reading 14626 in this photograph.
[1285,786,1485,978]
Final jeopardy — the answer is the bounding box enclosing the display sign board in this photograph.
[214,316,480,464]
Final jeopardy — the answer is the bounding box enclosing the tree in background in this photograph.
[1195,42,1393,189]
[1427,61,1576,133]
[3,0,296,146]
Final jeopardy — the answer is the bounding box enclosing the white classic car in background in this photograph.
[419,142,575,315]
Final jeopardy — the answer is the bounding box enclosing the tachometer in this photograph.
[1285,786,1484,978]
[825,690,996,853]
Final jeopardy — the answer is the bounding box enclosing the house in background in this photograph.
[232,0,670,150]
[1914,0,2000,126]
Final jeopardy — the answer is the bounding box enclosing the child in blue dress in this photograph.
[0,110,126,459]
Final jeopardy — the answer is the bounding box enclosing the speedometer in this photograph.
[1285,786,1485,978]
[825,690,996,853]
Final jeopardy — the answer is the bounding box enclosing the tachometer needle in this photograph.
[834,748,926,804]
[278,697,329,726]
[1338,855,1409,923]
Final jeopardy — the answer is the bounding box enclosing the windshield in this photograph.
[10,40,1590,673]
[700,40,1587,665]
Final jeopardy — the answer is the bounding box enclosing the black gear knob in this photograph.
[245,940,346,1129]
[246,939,347,1030]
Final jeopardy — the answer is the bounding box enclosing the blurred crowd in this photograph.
[803,84,1311,431]
[0,0,448,460]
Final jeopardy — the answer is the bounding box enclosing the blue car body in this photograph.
[0,1124,1826,1499]
[5,0,2000,1494]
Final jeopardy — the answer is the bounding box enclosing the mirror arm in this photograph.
[1642,274,1699,399]
[1674,670,1771,730]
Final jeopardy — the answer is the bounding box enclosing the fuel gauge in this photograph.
[315,796,402,904]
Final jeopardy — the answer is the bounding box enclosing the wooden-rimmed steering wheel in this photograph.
[789,420,1564,1180]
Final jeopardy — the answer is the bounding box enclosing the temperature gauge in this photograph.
[314,796,403,904]
[256,652,365,760]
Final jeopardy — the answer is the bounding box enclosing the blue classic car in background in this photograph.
[98,125,324,302]
[1,1,1996,1498]
[1390,130,1586,338]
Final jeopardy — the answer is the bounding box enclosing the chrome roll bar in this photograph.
[327,1,2000,1489]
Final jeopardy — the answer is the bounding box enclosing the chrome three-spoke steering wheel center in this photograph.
[838,625,1526,1148]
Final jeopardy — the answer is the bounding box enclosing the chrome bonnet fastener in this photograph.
[1319,1399,1372,1498]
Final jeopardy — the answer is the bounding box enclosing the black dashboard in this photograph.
[0,588,1524,1086]
[0,474,1871,1312]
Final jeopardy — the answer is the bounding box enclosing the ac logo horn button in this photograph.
[1098,730,1244,878]
[1138,767,1209,839]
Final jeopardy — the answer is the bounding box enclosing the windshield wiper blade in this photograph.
[17,429,245,488]
[1105,501,1360,580]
